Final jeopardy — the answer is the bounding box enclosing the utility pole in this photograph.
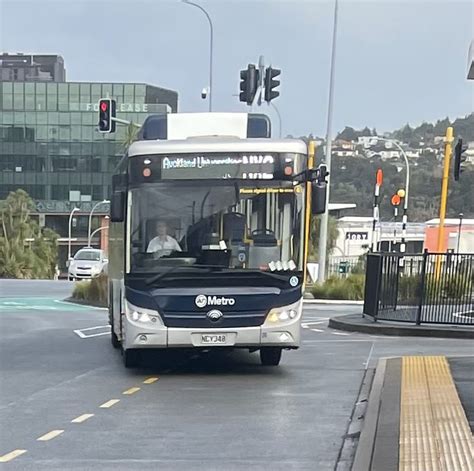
[435,126,454,277]
[318,0,339,283]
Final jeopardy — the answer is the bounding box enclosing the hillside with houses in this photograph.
[299,113,474,221]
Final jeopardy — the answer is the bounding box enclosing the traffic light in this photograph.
[264,67,280,102]
[453,138,467,181]
[239,64,259,105]
[98,98,116,133]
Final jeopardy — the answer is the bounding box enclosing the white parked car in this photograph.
[68,248,108,281]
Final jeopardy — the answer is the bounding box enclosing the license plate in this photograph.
[201,334,227,344]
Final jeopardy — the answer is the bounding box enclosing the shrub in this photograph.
[310,274,365,300]
[72,280,90,300]
[443,274,469,299]
[72,274,108,306]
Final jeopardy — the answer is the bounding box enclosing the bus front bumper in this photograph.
[123,321,301,350]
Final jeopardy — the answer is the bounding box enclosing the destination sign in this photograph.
[160,153,281,180]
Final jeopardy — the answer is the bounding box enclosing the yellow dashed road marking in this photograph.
[123,387,140,395]
[37,430,64,441]
[100,399,120,408]
[71,413,94,423]
[143,377,159,384]
[0,449,27,462]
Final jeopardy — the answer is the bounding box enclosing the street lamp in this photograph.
[89,222,109,242]
[182,0,214,112]
[68,207,80,261]
[88,200,109,247]
[373,137,410,255]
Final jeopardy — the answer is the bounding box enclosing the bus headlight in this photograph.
[264,300,301,326]
[126,301,163,325]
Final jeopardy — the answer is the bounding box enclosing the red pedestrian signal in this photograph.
[98,98,116,133]
[391,194,401,206]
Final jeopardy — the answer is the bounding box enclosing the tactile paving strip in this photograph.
[399,356,474,471]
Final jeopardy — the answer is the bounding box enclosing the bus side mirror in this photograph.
[110,191,125,222]
[311,182,327,215]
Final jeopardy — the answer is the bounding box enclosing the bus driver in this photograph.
[147,220,182,256]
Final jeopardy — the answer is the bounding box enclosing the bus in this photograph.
[108,112,326,367]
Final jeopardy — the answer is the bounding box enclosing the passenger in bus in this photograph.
[147,220,182,255]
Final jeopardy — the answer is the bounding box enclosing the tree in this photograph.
[122,122,139,150]
[0,190,58,279]
[336,126,358,141]
[308,216,338,261]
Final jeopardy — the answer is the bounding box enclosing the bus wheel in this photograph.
[111,327,120,349]
[260,347,282,366]
[123,349,140,368]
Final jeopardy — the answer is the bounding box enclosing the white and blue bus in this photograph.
[108,113,326,367]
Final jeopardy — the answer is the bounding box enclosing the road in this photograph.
[1,280,473,470]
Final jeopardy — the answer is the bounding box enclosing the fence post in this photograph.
[416,249,428,325]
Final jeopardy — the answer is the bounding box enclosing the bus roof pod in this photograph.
[137,112,272,141]
[127,137,308,157]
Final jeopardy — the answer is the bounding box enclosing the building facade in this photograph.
[0,53,66,82]
[0,79,178,271]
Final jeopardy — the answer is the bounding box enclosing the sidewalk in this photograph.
[329,313,474,339]
[353,356,474,471]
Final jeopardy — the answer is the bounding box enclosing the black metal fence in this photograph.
[327,255,366,278]
[363,251,474,325]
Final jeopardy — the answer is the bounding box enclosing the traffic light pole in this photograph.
[375,138,410,258]
[111,117,141,128]
[318,0,339,283]
[435,126,454,278]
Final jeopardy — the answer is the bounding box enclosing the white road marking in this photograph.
[364,342,375,369]
[73,325,111,339]
[332,332,351,336]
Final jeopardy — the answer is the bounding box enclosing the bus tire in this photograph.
[123,349,140,368]
[260,347,282,366]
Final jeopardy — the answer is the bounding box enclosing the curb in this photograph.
[352,358,387,471]
[329,314,474,339]
[62,297,108,310]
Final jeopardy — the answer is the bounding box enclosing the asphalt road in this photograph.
[1,280,473,470]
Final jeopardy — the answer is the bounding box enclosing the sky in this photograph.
[0,0,473,137]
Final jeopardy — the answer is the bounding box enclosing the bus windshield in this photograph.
[128,180,305,277]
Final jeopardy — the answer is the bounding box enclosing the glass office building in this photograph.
[0,80,178,270]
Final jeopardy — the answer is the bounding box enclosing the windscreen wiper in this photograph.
[145,265,225,286]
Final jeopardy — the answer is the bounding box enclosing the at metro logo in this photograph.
[195,295,236,308]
